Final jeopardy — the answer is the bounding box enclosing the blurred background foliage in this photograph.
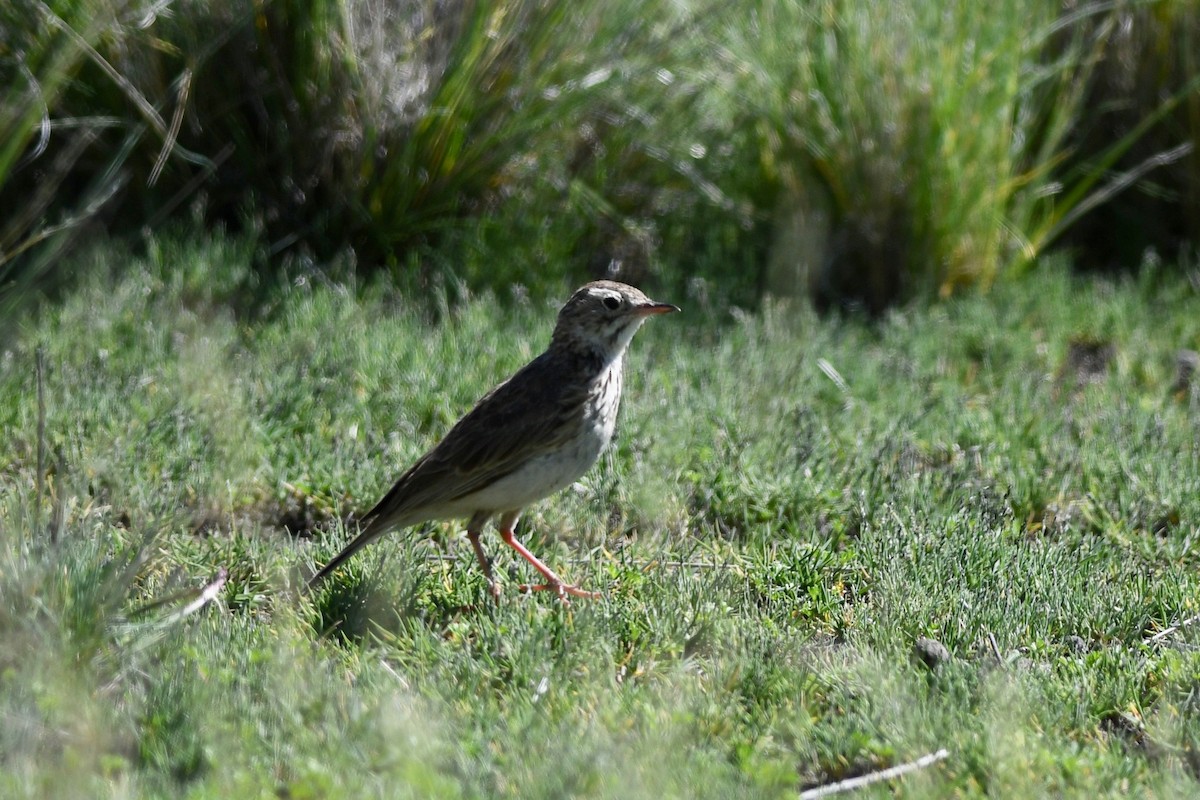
[1,0,1198,315]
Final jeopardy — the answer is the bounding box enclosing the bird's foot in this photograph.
[519,581,602,602]
[498,526,601,602]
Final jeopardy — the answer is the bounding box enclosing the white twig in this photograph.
[164,568,228,623]
[149,68,193,186]
[799,749,950,799]
[379,659,410,690]
[1148,611,1200,644]
[817,358,850,394]
[987,632,1004,664]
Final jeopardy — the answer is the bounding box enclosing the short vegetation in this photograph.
[2,0,1200,797]
[3,238,1200,796]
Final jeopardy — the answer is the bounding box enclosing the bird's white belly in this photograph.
[467,430,609,512]
[459,421,612,514]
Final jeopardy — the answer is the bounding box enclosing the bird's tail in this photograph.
[305,518,386,590]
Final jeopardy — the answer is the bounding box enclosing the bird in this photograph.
[307,280,679,601]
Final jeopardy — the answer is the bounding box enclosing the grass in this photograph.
[0,0,138,319]
[4,0,1198,312]
[2,0,720,291]
[724,0,1070,302]
[2,233,1200,796]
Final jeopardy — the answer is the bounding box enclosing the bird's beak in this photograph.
[635,301,681,316]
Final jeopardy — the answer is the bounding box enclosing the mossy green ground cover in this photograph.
[2,236,1200,797]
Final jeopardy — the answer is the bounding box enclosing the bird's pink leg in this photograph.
[467,514,501,602]
[497,513,601,601]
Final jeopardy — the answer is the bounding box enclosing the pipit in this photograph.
[308,280,679,600]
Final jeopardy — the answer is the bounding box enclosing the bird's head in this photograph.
[551,280,679,359]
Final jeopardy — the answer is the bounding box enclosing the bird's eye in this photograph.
[602,295,621,311]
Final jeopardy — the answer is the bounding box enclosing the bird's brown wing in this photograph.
[307,354,593,589]
[359,351,595,531]
[306,352,602,590]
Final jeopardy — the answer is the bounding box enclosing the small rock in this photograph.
[1013,656,1051,676]
[914,636,951,669]
[1065,635,1088,654]
[1062,337,1115,384]
[1173,349,1200,395]
[1100,710,1164,759]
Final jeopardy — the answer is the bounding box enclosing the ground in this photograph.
[2,237,1199,797]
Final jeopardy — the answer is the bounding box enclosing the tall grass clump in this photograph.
[1,0,771,304]
[5,0,1197,310]
[0,0,153,321]
[0,0,717,294]
[1055,0,1200,267]
[715,0,1107,309]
